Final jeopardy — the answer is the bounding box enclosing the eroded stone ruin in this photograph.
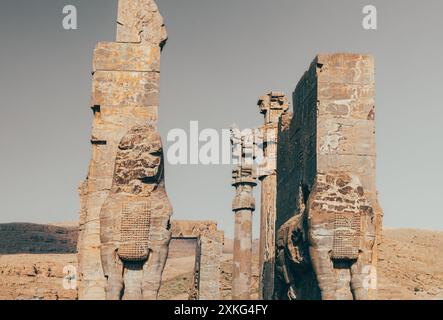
[77,0,226,301]
[100,125,172,300]
[77,0,383,301]
[256,92,289,300]
[230,129,258,300]
[77,0,169,300]
[171,221,224,300]
[273,54,382,300]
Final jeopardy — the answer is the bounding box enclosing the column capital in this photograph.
[257,91,290,125]
[232,165,258,187]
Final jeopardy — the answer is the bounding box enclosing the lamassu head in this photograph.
[114,125,164,191]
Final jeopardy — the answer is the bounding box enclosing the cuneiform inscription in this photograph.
[119,201,152,261]
[331,213,361,260]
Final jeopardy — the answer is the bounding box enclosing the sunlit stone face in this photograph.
[114,125,163,189]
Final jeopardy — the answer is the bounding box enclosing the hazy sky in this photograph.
[0,0,442,238]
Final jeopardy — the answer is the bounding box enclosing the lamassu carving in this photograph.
[100,125,173,300]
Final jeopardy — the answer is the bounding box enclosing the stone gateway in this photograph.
[274,54,382,300]
[76,0,383,301]
[77,0,170,300]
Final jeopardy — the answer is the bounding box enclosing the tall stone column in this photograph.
[231,131,257,300]
[256,92,289,300]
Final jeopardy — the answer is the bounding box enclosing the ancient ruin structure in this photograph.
[230,129,257,300]
[77,0,169,300]
[274,53,382,300]
[99,125,172,300]
[256,92,289,300]
[76,0,383,302]
[171,221,224,300]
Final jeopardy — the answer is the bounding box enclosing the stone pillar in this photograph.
[198,234,224,300]
[274,53,381,300]
[256,92,289,300]
[231,131,257,300]
[77,0,167,300]
[171,221,224,300]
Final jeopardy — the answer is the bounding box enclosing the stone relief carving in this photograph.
[100,125,172,300]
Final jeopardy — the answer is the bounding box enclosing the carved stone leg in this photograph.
[275,247,297,300]
[350,260,369,299]
[350,235,375,300]
[309,247,336,300]
[141,227,171,300]
[101,245,124,300]
[122,263,143,300]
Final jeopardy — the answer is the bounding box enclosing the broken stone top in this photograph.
[117,0,168,48]
[258,91,289,124]
[258,91,289,110]
[113,125,165,195]
[171,220,220,238]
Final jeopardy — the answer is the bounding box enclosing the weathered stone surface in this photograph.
[116,0,167,47]
[99,125,172,300]
[275,53,382,300]
[172,220,222,241]
[316,53,375,85]
[77,0,168,300]
[93,42,161,72]
[306,172,376,300]
[198,235,224,300]
[256,92,289,300]
[171,221,224,300]
[90,106,158,144]
[91,71,160,108]
[231,129,257,300]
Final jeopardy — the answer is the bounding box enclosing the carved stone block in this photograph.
[275,54,381,300]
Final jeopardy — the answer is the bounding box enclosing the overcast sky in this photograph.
[0,0,442,238]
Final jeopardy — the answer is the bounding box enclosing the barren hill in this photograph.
[0,223,78,254]
[0,223,441,300]
[376,229,443,299]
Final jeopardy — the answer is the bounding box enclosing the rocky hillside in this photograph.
[0,223,442,300]
[0,223,78,254]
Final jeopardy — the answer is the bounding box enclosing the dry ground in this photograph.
[0,226,442,300]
